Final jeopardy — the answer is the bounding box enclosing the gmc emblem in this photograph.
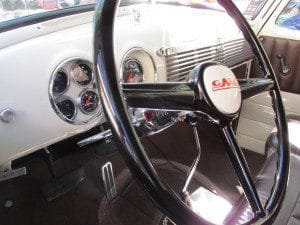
[211,77,239,91]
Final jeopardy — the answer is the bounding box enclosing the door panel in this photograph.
[259,35,300,94]
[237,0,300,154]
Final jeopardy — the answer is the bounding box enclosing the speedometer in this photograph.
[122,59,143,83]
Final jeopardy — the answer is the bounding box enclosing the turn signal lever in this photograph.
[77,129,112,147]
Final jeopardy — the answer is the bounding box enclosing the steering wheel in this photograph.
[93,0,290,224]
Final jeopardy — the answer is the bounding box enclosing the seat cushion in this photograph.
[225,115,300,225]
[266,114,300,156]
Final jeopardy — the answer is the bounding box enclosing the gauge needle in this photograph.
[85,96,92,106]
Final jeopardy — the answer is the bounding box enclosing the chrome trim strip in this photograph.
[165,39,253,82]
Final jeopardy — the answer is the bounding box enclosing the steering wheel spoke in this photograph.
[219,124,265,217]
[122,82,200,111]
[239,78,274,100]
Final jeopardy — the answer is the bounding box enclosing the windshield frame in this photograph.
[0,4,94,33]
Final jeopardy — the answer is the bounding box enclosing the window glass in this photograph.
[0,0,150,25]
[241,0,267,20]
[0,0,268,27]
[276,0,300,31]
[155,0,269,19]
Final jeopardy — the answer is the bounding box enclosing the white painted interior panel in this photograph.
[237,91,300,154]
[0,18,101,170]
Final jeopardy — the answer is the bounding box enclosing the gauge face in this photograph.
[123,59,143,83]
[71,63,93,86]
[52,71,68,94]
[80,90,99,114]
[56,98,76,120]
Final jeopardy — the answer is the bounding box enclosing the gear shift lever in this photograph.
[181,121,202,206]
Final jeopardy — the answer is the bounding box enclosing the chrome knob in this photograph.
[0,108,16,123]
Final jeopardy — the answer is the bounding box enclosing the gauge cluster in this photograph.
[49,59,101,124]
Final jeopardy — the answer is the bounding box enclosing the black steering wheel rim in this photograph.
[93,1,290,224]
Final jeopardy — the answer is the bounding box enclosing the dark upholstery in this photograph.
[225,115,300,225]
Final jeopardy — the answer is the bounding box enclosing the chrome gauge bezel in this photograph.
[120,47,157,83]
[70,60,94,88]
[77,89,100,115]
[49,58,102,125]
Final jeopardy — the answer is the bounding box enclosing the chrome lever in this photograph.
[102,162,117,201]
[77,129,112,147]
[277,54,291,75]
[182,126,202,197]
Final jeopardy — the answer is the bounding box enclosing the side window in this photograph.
[120,0,151,6]
[242,0,268,20]
[276,0,300,31]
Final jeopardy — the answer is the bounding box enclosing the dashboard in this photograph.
[0,3,254,171]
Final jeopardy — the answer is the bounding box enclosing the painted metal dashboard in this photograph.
[0,3,250,170]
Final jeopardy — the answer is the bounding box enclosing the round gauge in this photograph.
[122,59,143,83]
[71,63,93,86]
[52,71,68,94]
[80,90,99,114]
[56,98,76,120]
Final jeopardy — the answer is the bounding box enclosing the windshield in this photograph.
[0,0,267,26]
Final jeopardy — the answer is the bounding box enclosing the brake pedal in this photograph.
[41,167,85,202]
[102,162,117,201]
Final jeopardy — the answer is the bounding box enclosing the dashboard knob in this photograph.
[0,108,16,123]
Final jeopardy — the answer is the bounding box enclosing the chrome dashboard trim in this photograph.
[165,39,253,82]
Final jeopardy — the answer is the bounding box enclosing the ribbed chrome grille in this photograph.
[166,39,253,82]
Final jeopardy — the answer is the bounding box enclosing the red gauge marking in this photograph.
[126,73,135,83]
[85,96,92,106]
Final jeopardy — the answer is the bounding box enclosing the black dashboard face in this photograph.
[52,71,68,94]
[56,98,76,120]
